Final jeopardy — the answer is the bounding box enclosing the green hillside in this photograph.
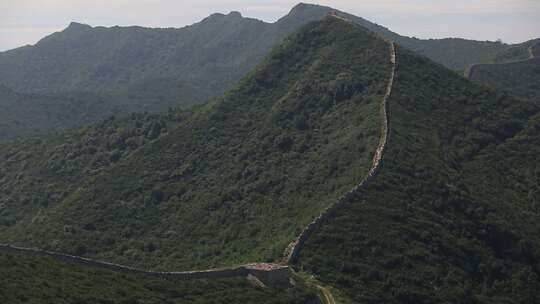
[0,18,390,270]
[297,44,540,303]
[0,3,522,140]
[0,109,187,226]
[0,250,317,304]
[469,40,540,101]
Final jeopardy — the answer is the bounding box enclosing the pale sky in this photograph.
[1,0,539,51]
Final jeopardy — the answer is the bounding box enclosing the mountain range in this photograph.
[0,3,534,140]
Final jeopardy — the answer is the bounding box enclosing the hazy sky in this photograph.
[1,0,539,51]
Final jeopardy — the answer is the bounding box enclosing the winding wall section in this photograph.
[282,40,396,264]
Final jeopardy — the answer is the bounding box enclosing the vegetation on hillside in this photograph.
[0,18,390,270]
[0,110,185,227]
[0,251,318,304]
[469,57,540,102]
[297,45,540,303]
[467,40,539,102]
[468,40,540,101]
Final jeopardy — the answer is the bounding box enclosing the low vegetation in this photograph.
[468,40,540,102]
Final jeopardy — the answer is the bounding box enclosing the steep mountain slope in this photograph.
[0,18,391,270]
[0,250,317,304]
[469,40,540,101]
[0,3,522,140]
[297,44,540,303]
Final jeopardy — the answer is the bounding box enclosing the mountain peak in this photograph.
[280,2,333,23]
[66,22,92,31]
[228,11,242,18]
[289,2,330,14]
[203,11,243,23]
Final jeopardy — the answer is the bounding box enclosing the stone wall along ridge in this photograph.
[283,40,396,264]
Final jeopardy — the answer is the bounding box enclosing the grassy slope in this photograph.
[0,251,317,304]
[297,45,540,303]
[0,18,390,270]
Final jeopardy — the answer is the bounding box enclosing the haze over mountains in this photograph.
[0,3,535,140]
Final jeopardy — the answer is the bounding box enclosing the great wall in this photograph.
[282,39,396,264]
[0,16,397,302]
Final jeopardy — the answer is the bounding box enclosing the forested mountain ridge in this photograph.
[0,3,530,141]
[469,39,540,101]
[0,3,514,96]
[297,43,540,303]
[0,17,391,270]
